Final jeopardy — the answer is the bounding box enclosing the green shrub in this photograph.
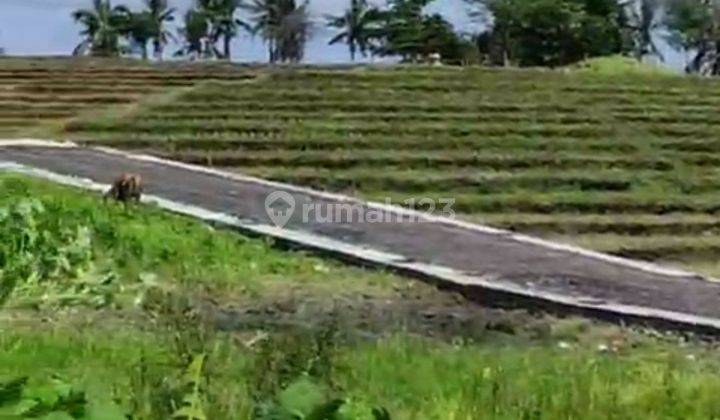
[0,199,93,306]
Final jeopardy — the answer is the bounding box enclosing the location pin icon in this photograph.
[265,191,296,228]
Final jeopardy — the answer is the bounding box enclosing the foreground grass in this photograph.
[3,323,720,419]
[0,174,399,308]
[2,174,720,418]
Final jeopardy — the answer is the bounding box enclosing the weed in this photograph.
[0,199,94,307]
[0,374,126,419]
[173,354,209,420]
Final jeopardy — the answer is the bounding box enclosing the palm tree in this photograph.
[245,0,279,61]
[247,0,312,63]
[175,9,210,59]
[176,8,214,59]
[72,0,131,56]
[275,0,312,63]
[193,0,250,59]
[194,0,220,57]
[211,0,251,60]
[127,11,154,59]
[143,0,176,60]
[326,0,382,61]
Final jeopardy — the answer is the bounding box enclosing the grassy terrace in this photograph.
[5,59,720,276]
[4,174,720,418]
[0,58,253,137]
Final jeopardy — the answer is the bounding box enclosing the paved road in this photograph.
[3,144,720,332]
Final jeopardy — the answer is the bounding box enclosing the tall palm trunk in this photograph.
[224,34,232,59]
[153,39,163,60]
[268,39,276,63]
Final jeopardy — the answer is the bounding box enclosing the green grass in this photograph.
[4,319,720,419]
[334,335,720,419]
[8,59,720,416]
[570,55,678,77]
[2,173,720,418]
[0,174,399,307]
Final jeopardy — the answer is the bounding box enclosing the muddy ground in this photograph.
[2,273,681,354]
[192,278,607,345]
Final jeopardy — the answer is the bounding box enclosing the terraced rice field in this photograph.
[0,59,253,136]
[6,60,720,276]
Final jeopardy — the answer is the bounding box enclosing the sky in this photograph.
[0,0,475,63]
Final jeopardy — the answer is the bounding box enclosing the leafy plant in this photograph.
[371,407,392,420]
[0,375,126,419]
[0,199,94,307]
[255,377,344,420]
[468,0,628,66]
[326,0,383,61]
[173,354,208,420]
[250,322,339,402]
[0,377,28,409]
[246,0,313,63]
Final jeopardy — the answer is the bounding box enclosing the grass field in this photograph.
[0,58,253,137]
[1,59,713,276]
[7,58,720,418]
[4,174,720,419]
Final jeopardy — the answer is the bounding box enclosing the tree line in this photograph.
[71,0,468,64]
[69,0,720,73]
[71,0,307,62]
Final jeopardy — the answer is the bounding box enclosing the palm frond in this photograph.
[328,32,347,45]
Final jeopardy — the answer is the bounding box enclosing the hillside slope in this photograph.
[4,60,720,275]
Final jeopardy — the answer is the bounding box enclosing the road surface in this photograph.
[3,142,720,333]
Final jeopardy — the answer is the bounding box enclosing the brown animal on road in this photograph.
[104,173,143,203]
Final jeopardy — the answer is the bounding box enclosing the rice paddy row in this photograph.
[0,61,256,136]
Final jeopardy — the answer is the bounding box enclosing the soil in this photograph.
[204,282,555,342]
[1,280,555,343]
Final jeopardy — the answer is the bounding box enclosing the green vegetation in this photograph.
[4,60,720,275]
[70,0,313,63]
[326,0,382,61]
[0,174,400,308]
[245,0,312,64]
[63,0,714,70]
[6,323,720,419]
[470,0,628,67]
[665,0,720,74]
[0,60,251,136]
[3,174,720,419]
[571,55,675,76]
[4,62,710,277]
